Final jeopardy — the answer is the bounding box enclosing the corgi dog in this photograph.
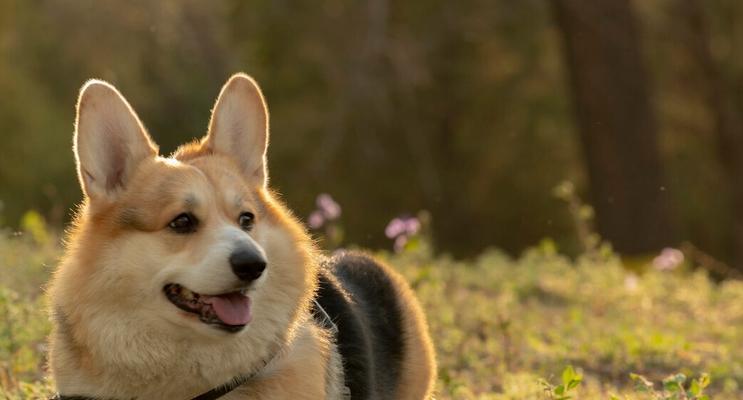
[48,74,436,400]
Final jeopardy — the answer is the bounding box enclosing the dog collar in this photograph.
[50,370,257,400]
[49,345,279,400]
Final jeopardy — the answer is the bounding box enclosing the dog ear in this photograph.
[74,80,158,200]
[203,73,269,187]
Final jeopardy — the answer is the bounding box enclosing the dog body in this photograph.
[48,74,436,399]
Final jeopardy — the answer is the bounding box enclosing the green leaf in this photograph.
[555,384,565,395]
[698,373,710,389]
[562,366,576,386]
[689,380,700,396]
[663,381,680,392]
[20,210,49,244]
[663,373,686,392]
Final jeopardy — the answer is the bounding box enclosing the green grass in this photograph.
[1,224,742,399]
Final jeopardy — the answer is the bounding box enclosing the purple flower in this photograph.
[652,247,684,271]
[307,193,342,231]
[385,218,407,239]
[404,218,420,235]
[317,193,341,220]
[393,235,408,253]
[308,211,325,229]
[385,215,421,253]
[385,216,420,239]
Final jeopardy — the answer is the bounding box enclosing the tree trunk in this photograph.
[675,0,743,272]
[552,0,674,254]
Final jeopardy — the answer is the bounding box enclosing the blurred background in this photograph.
[2,0,743,271]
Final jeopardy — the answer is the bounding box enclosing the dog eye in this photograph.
[238,212,254,231]
[169,213,198,234]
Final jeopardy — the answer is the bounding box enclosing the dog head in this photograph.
[50,75,318,386]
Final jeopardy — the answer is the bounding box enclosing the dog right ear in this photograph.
[74,80,158,201]
[202,73,269,188]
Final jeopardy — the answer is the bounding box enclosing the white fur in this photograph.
[163,225,267,296]
[52,221,317,399]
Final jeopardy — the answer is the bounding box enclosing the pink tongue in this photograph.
[209,293,252,326]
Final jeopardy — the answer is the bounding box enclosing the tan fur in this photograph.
[386,265,438,399]
[48,73,436,399]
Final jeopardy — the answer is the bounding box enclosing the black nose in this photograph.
[229,248,266,282]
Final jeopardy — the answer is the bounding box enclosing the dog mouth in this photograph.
[163,283,252,333]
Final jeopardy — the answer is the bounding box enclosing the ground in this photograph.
[1,220,741,399]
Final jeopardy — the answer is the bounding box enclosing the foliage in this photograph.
[553,181,608,257]
[0,217,57,399]
[628,372,712,400]
[8,1,743,261]
[1,219,742,399]
[539,366,582,400]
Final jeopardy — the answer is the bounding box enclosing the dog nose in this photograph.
[229,249,266,282]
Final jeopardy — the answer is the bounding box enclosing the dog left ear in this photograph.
[203,73,269,187]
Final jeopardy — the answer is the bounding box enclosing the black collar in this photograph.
[51,369,259,400]
[51,301,339,400]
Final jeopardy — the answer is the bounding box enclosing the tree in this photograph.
[674,0,743,271]
[552,0,674,254]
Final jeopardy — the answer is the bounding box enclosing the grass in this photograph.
[1,217,742,399]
